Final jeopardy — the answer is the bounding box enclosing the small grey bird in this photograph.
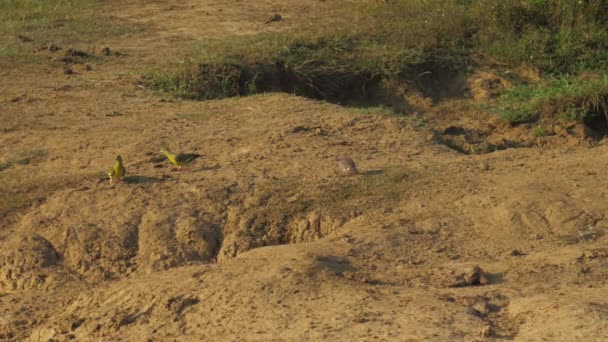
[337,157,358,176]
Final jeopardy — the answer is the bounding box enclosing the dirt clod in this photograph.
[264,13,283,24]
[64,48,89,58]
[437,265,489,287]
[17,34,33,43]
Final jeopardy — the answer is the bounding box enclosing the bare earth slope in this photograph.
[1,1,607,341]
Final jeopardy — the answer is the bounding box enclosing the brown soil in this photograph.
[1,1,608,341]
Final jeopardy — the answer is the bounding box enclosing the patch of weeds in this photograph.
[470,0,608,74]
[496,74,608,124]
[533,125,546,137]
[15,148,47,165]
[0,161,11,171]
[143,64,260,101]
[143,1,472,102]
[145,1,608,105]
[350,105,396,116]
[405,114,428,128]
[0,149,47,171]
[0,0,143,61]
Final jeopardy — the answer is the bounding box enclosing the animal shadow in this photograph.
[123,175,163,184]
[362,169,384,176]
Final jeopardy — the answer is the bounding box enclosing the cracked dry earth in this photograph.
[1,1,608,341]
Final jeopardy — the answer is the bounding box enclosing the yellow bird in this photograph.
[160,146,200,169]
[107,155,126,183]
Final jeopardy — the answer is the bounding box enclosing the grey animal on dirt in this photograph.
[337,157,359,176]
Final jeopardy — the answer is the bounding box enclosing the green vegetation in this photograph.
[145,0,608,115]
[533,124,546,137]
[0,148,47,171]
[351,105,396,116]
[0,0,139,60]
[6,0,603,125]
[496,74,608,123]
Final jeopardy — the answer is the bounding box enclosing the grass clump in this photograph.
[144,0,473,101]
[0,148,47,171]
[496,74,608,123]
[470,0,608,74]
[0,0,140,60]
[145,0,608,106]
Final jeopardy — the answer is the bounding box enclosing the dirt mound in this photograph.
[29,236,496,341]
[0,234,59,290]
[510,289,608,340]
[467,71,512,101]
[11,176,352,284]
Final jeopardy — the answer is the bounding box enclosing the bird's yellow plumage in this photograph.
[108,155,126,183]
[160,146,200,169]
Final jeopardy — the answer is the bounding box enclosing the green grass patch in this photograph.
[144,0,608,104]
[533,124,546,137]
[496,74,608,123]
[470,0,608,74]
[350,105,396,116]
[0,148,47,171]
[0,0,141,61]
[142,0,472,101]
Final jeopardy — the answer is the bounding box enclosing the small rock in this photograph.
[105,110,122,117]
[264,13,283,24]
[64,48,89,58]
[579,266,591,274]
[16,34,33,43]
[472,301,490,316]
[530,233,543,240]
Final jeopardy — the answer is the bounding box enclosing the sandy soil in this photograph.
[1,1,608,341]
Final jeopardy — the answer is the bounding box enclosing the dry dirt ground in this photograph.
[1,1,608,341]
